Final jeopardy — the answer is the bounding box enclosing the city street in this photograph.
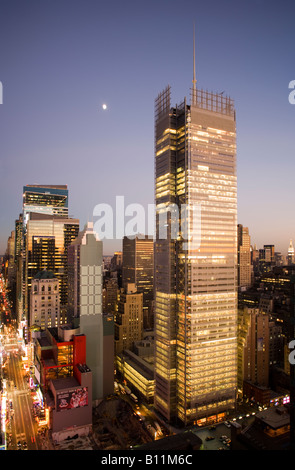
[5,350,38,450]
[0,321,50,451]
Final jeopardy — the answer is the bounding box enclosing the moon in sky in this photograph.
[102,104,107,110]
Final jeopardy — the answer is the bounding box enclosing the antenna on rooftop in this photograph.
[192,23,197,104]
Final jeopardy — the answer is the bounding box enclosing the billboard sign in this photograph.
[57,387,88,412]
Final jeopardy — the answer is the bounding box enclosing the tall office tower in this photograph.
[154,65,237,423]
[288,240,295,265]
[237,224,252,289]
[114,283,143,356]
[24,213,79,324]
[122,235,154,329]
[20,185,69,323]
[67,222,114,404]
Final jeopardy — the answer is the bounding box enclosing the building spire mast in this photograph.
[192,23,197,103]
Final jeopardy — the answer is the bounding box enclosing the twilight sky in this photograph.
[0,0,294,255]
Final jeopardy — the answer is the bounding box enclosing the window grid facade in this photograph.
[154,86,237,425]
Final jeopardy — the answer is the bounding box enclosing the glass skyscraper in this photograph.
[25,213,79,323]
[154,84,237,425]
[19,185,78,326]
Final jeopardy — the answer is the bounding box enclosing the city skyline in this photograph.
[0,0,295,255]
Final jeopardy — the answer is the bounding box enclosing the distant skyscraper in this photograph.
[67,222,114,404]
[103,277,118,315]
[154,54,237,424]
[111,251,122,270]
[110,251,123,287]
[237,224,252,289]
[122,235,154,328]
[288,240,295,265]
[260,245,275,263]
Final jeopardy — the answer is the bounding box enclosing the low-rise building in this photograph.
[48,363,92,442]
[33,325,92,442]
[231,405,290,450]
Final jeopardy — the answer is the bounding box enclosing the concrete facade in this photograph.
[68,222,114,404]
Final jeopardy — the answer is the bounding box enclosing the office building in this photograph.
[15,214,24,322]
[116,339,155,403]
[30,270,60,329]
[244,307,269,392]
[111,251,122,270]
[115,283,143,356]
[154,60,237,424]
[102,277,118,315]
[237,307,280,405]
[19,185,73,326]
[237,224,252,289]
[122,235,154,328]
[4,230,16,292]
[67,222,114,404]
[259,245,275,264]
[24,213,79,325]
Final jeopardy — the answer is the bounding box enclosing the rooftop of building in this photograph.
[24,184,68,189]
[36,325,82,348]
[135,431,202,451]
[28,212,78,222]
[34,270,56,280]
[233,405,291,450]
[37,335,51,348]
[255,405,290,430]
[50,375,80,392]
[119,349,154,380]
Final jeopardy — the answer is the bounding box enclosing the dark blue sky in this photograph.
[0,0,294,254]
